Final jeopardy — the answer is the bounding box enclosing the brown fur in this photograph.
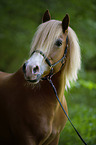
[42,10,51,23]
[0,68,68,145]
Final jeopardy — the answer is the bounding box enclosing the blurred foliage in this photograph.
[0,0,96,72]
[0,0,96,144]
[59,104,96,145]
[79,79,96,90]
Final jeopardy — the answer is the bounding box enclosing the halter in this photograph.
[30,36,87,145]
[31,36,68,79]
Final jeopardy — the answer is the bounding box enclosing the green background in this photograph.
[0,0,96,144]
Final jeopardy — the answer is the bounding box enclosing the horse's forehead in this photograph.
[30,20,63,55]
[39,20,62,33]
[38,21,63,43]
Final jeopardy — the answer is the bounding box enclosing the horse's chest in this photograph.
[25,103,59,144]
[31,117,59,145]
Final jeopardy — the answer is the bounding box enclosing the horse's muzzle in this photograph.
[22,62,41,84]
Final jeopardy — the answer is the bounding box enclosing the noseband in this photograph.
[31,36,68,79]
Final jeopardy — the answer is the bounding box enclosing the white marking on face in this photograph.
[25,52,49,81]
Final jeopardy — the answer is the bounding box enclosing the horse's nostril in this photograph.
[33,66,39,74]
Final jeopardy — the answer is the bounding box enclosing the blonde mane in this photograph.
[30,20,81,89]
[65,27,81,89]
[30,20,62,55]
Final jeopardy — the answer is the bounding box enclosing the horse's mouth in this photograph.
[27,78,40,84]
[25,74,42,84]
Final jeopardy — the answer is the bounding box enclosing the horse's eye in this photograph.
[55,39,62,47]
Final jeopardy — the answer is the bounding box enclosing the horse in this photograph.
[0,10,81,145]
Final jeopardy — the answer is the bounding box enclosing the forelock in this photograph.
[30,20,62,56]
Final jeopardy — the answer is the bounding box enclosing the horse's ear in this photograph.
[62,14,69,33]
[42,10,51,23]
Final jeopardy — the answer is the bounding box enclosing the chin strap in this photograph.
[47,76,87,145]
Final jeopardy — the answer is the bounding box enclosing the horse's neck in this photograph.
[9,67,66,141]
[14,67,65,99]
[10,67,65,124]
[52,70,65,98]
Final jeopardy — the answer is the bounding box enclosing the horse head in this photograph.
[23,10,70,84]
[23,10,80,88]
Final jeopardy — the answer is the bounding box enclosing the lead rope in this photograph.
[47,77,87,145]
